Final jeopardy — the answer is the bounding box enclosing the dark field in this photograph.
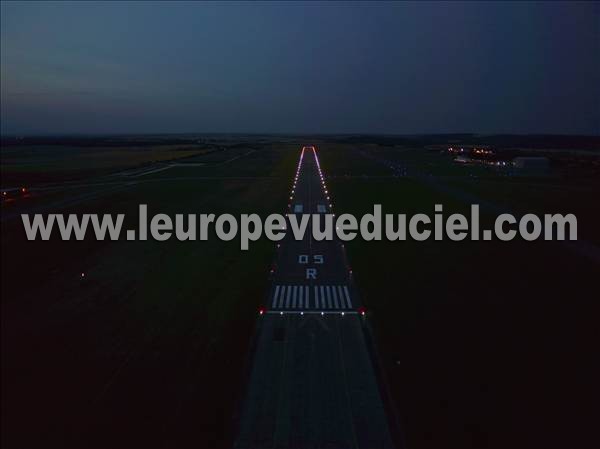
[2,135,599,449]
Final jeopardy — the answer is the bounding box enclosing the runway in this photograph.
[234,147,395,448]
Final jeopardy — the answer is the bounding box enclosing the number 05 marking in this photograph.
[298,254,324,264]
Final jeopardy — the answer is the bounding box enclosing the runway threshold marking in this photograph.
[270,284,354,310]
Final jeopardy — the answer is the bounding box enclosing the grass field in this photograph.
[318,143,598,449]
[1,141,296,449]
[0,144,216,185]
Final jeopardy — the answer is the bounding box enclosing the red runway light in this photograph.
[358,306,366,316]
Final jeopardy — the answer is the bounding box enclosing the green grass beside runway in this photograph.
[139,146,298,180]
[0,145,211,185]
[321,147,599,449]
[314,143,391,176]
[1,147,297,449]
[445,176,600,245]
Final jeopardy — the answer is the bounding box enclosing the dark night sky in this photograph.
[1,1,598,135]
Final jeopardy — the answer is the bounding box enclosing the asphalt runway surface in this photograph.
[234,147,395,448]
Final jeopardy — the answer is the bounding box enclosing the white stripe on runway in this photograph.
[272,285,280,308]
[336,286,345,309]
[331,286,341,309]
[271,285,353,310]
[278,286,286,308]
[285,287,292,308]
[326,286,336,309]
[343,286,352,308]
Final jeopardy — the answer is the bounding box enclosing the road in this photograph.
[234,147,395,448]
